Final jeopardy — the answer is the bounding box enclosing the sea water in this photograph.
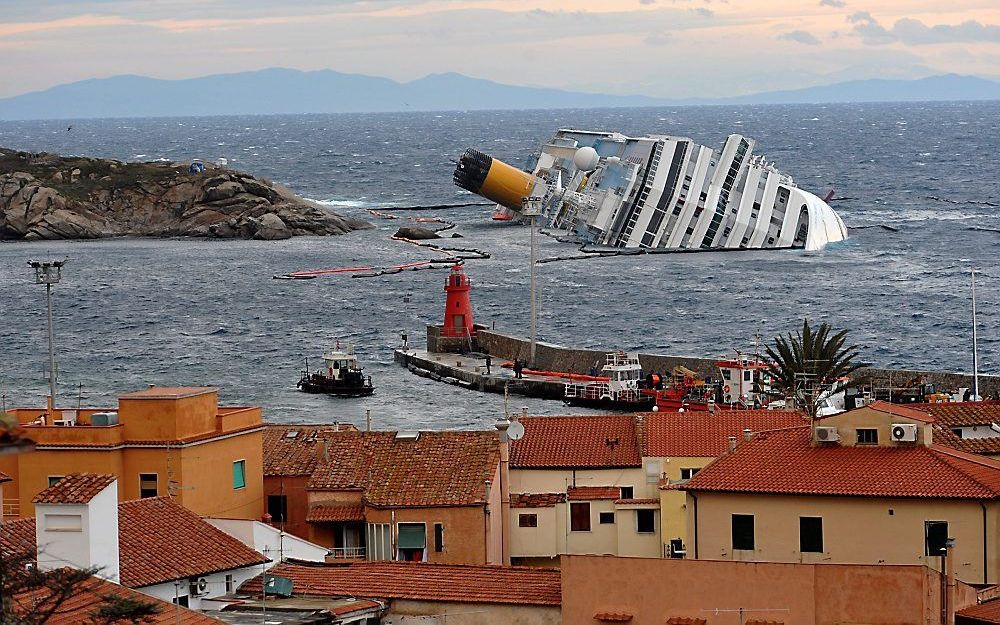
[0,103,997,429]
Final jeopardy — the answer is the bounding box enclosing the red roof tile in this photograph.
[328,599,383,616]
[641,410,807,457]
[0,517,36,558]
[118,497,268,587]
[866,400,935,423]
[614,498,659,505]
[12,573,224,624]
[306,502,365,522]
[682,426,1000,499]
[934,427,1000,456]
[595,612,633,622]
[32,473,116,504]
[666,618,706,625]
[510,415,641,468]
[511,493,566,508]
[240,561,561,606]
[913,401,1000,427]
[568,486,621,501]
[263,424,358,477]
[306,431,500,508]
[0,470,11,483]
[959,598,1000,624]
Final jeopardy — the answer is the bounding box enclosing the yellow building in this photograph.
[681,401,1000,585]
[508,415,661,565]
[1,387,263,520]
[643,409,807,558]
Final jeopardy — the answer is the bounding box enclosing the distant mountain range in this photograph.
[0,68,997,120]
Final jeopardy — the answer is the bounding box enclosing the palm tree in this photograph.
[764,319,862,418]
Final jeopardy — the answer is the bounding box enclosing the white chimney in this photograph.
[34,476,120,583]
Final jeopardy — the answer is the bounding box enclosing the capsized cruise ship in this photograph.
[454,129,848,251]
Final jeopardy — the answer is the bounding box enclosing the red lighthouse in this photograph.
[442,264,475,338]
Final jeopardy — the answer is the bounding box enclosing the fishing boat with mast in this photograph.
[297,343,374,397]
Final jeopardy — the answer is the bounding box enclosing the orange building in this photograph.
[560,554,977,625]
[0,387,263,520]
[265,427,504,565]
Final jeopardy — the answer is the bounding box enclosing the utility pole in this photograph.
[972,269,980,402]
[522,197,542,367]
[28,260,65,414]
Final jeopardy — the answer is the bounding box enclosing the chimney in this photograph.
[743,428,753,442]
[315,438,329,463]
[34,476,120,583]
[727,436,737,452]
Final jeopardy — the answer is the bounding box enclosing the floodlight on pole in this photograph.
[28,260,65,413]
[521,196,542,367]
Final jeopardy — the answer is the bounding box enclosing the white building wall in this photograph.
[138,564,264,611]
[35,481,120,583]
[206,518,328,566]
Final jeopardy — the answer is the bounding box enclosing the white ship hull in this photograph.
[454,129,848,252]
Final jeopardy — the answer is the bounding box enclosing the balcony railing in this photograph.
[328,547,366,560]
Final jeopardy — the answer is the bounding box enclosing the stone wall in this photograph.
[475,329,1000,398]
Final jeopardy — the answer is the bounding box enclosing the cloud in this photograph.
[819,0,846,7]
[848,12,1000,46]
[778,29,820,45]
[689,7,714,17]
[644,31,672,45]
[639,0,656,4]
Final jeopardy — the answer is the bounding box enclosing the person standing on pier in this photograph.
[485,354,492,375]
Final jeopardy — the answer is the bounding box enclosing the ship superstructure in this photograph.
[454,129,848,251]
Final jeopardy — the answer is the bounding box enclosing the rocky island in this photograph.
[0,148,371,240]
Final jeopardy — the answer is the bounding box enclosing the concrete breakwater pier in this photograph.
[397,326,1000,402]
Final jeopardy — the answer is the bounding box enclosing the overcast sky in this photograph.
[1,0,997,99]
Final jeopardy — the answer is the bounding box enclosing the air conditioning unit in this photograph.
[815,426,840,442]
[891,423,919,442]
[189,577,209,596]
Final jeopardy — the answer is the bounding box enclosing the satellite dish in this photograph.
[507,420,525,441]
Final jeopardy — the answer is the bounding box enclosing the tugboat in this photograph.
[642,355,774,412]
[297,344,374,397]
[563,352,656,410]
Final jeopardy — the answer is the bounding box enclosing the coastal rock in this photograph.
[253,213,292,240]
[394,226,441,240]
[0,147,372,240]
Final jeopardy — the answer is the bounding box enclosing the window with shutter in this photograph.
[570,502,591,532]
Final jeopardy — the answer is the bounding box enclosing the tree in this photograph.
[89,593,162,625]
[764,319,862,419]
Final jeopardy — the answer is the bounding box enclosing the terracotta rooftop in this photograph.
[595,612,633,622]
[665,618,706,625]
[118,496,268,587]
[912,401,1000,427]
[681,426,1000,499]
[958,598,1000,624]
[510,415,641,468]
[511,493,566,508]
[240,561,561,606]
[12,574,224,624]
[641,409,807,457]
[118,386,216,399]
[32,473,116,504]
[306,502,365,523]
[305,430,500,508]
[263,424,359,477]
[933,427,1000,456]
[865,400,935,423]
[615,498,659,505]
[0,517,36,558]
[567,486,622,501]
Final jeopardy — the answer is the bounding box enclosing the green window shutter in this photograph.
[397,523,426,549]
[233,460,246,489]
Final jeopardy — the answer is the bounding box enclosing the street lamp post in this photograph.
[28,260,65,414]
[521,197,542,367]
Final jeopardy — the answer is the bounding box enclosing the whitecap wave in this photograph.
[311,198,370,208]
